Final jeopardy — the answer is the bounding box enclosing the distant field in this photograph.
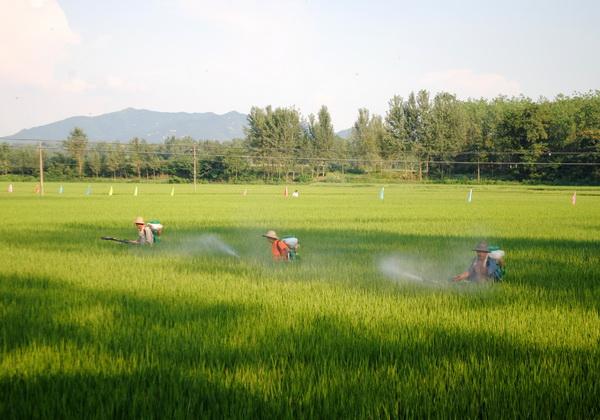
[1,182,599,418]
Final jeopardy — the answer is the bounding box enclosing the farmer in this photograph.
[262,230,289,261]
[452,241,503,283]
[132,216,154,245]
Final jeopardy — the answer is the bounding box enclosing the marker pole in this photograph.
[38,142,45,196]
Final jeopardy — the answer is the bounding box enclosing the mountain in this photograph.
[336,128,352,139]
[9,108,248,142]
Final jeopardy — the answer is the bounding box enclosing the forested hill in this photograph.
[10,108,248,142]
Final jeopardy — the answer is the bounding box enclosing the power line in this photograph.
[2,136,600,156]
[6,144,600,159]
[2,154,599,168]
[2,141,599,167]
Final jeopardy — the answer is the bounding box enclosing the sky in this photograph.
[1,0,599,136]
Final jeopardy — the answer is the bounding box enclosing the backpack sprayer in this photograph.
[146,220,163,243]
[488,246,505,261]
[281,236,299,261]
[487,245,506,281]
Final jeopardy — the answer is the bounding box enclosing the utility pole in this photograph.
[193,145,197,192]
[38,142,45,196]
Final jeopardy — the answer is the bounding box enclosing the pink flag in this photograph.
[571,191,576,205]
[284,186,289,197]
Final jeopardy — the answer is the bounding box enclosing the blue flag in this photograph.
[85,185,92,196]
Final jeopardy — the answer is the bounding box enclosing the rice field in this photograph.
[1,182,599,418]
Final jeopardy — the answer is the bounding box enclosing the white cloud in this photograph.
[420,69,521,99]
[0,0,79,87]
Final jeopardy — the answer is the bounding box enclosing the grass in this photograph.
[1,182,599,418]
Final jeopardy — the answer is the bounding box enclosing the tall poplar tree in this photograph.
[64,127,88,177]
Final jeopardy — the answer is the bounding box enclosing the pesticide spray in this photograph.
[177,234,240,258]
[377,255,448,287]
[379,257,424,282]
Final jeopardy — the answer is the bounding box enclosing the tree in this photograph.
[223,139,250,182]
[11,146,37,175]
[403,92,424,179]
[383,95,407,167]
[87,144,103,178]
[496,100,548,180]
[106,144,125,179]
[416,90,434,177]
[271,107,304,180]
[462,99,499,181]
[46,152,73,178]
[245,106,304,180]
[129,137,146,180]
[64,127,88,177]
[369,115,387,171]
[1,91,596,184]
[350,108,383,171]
[431,92,467,177]
[308,105,335,177]
[0,143,10,175]
[164,137,194,180]
[245,106,270,179]
[145,148,163,179]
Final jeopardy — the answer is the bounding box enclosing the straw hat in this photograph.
[262,230,278,240]
[133,216,145,225]
[472,241,490,253]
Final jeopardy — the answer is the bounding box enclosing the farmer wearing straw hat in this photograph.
[132,216,154,245]
[262,230,290,261]
[452,241,500,283]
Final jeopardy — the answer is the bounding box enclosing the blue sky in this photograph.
[1,0,599,136]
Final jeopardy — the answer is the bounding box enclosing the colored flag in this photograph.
[284,186,289,197]
[379,187,384,200]
[242,189,247,196]
[7,184,13,193]
[571,191,576,205]
[467,189,473,203]
[58,185,64,194]
[170,186,175,196]
[85,185,92,196]
[34,184,40,194]
[133,186,138,196]
[108,186,113,196]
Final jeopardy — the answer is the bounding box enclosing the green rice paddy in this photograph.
[1,182,599,418]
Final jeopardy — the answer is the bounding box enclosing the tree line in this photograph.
[1,90,599,183]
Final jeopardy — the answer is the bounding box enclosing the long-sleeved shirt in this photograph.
[137,226,154,245]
